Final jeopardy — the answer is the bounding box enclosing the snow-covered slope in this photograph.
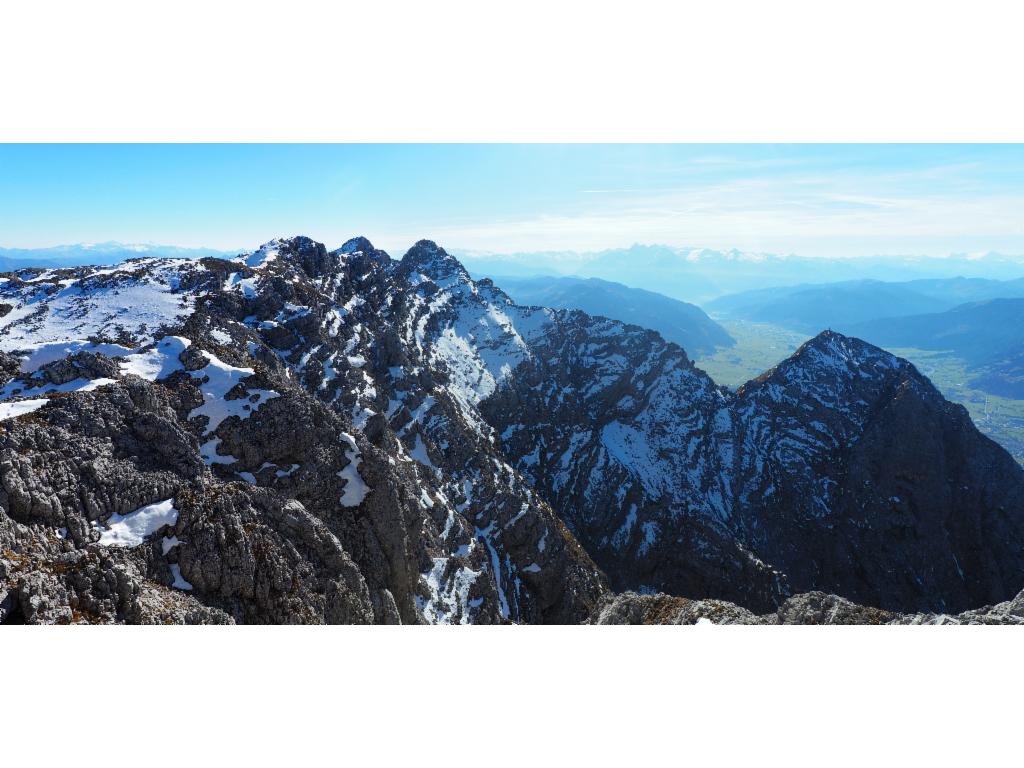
[0,259,200,369]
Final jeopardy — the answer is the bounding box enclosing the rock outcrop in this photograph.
[591,587,1024,625]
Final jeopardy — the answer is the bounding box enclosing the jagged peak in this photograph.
[338,236,375,255]
[233,234,395,281]
[332,236,391,269]
[251,234,321,250]
[399,240,470,282]
[273,235,327,255]
[236,235,337,279]
[796,329,895,363]
[735,329,912,398]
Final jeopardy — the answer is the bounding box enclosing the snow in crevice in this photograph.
[161,535,182,555]
[238,461,300,484]
[610,503,638,550]
[408,432,438,472]
[637,521,659,556]
[186,349,280,465]
[338,432,370,507]
[169,563,193,591]
[479,528,511,620]
[417,557,482,625]
[97,499,179,547]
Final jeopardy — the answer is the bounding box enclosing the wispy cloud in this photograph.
[379,163,1024,257]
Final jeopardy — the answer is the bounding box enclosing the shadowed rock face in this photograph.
[709,332,1024,613]
[483,317,1024,614]
[1,236,1023,624]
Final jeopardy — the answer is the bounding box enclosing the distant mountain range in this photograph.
[970,344,1024,399]
[709,278,1024,399]
[460,245,1024,303]
[848,298,1024,364]
[489,275,734,356]
[848,299,1024,398]
[0,242,238,270]
[707,277,1024,333]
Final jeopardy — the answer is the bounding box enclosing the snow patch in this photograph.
[188,349,279,433]
[169,564,193,591]
[338,432,370,506]
[97,499,178,547]
[161,535,182,555]
[408,433,437,471]
[243,240,282,268]
[417,558,481,625]
[0,398,48,420]
[119,335,191,380]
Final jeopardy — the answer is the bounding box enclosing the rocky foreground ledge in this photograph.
[592,589,1024,625]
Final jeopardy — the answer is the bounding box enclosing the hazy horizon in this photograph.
[5,237,1024,264]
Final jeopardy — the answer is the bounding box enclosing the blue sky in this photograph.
[1,144,1023,257]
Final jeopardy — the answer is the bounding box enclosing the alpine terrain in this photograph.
[2,236,1023,624]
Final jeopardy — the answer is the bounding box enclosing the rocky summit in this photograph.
[2,235,1023,624]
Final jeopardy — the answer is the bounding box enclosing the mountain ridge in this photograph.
[461,246,1024,303]
[491,275,734,356]
[2,235,1023,623]
[707,276,1024,333]
[843,298,1024,399]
